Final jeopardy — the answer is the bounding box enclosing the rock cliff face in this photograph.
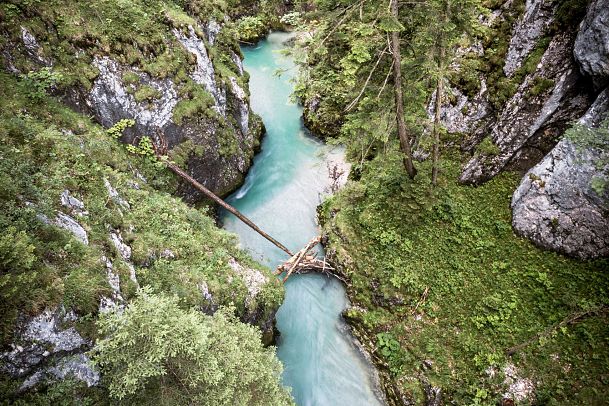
[2,18,261,201]
[574,0,609,89]
[437,0,609,258]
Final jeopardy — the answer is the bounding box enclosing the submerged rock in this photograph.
[511,89,609,259]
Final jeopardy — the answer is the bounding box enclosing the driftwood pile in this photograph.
[274,236,335,282]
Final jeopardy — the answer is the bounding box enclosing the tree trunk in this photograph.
[390,0,417,179]
[432,1,449,186]
[165,161,294,257]
[431,57,444,186]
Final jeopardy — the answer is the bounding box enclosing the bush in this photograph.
[92,288,293,405]
[236,16,266,42]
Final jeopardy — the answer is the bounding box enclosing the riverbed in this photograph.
[221,32,383,406]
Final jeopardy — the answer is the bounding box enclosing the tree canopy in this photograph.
[92,288,293,405]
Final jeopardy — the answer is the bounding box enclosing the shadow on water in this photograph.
[221,32,383,406]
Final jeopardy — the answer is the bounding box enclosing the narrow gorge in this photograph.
[0,0,608,405]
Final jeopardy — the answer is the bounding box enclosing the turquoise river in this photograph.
[221,32,383,405]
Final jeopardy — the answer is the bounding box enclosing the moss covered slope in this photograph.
[321,151,609,405]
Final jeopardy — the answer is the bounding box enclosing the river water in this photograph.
[221,32,383,405]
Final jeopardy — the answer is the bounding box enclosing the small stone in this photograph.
[54,212,88,245]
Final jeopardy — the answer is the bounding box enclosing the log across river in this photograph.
[221,32,384,405]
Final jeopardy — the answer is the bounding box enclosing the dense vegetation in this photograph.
[321,152,608,404]
[1,0,607,404]
[93,289,292,405]
[270,0,609,404]
[0,61,289,403]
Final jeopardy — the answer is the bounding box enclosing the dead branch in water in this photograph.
[275,236,338,282]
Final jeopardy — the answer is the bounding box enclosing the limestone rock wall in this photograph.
[436,0,609,258]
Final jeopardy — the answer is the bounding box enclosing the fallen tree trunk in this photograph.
[163,159,342,283]
[164,160,294,257]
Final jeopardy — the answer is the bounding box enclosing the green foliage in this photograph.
[376,332,404,375]
[553,0,590,30]
[122,71,140,86]
[126,136,157,159]
[236,16,267,42]
[0,72,284,401]
[322,150,609,404]
[280,12,303,27]
[476,136,500,156]
[133,84,161,103]
[92,288,293,405]
[0,227,36,272]
[173,80,216,125]
[565,118,609,194]
[106,119,136,139]
[20,67,64,100]
[528,77,555,97]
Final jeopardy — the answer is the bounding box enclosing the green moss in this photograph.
[133,84,161,103]
[529,77,555,97]
[553,0,590,31]
[122,71,140,86]
[173,80,216,125]
[476,136,500,156]
[322,149,609,404]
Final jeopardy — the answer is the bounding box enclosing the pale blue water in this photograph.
[221,32,382,406]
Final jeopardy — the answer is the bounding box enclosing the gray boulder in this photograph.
[574,0,609,89]
[511,89,609,259]
[54,212,89,245]
[0,306,99,390]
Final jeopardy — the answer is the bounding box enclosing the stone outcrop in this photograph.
[511,89,609,259]
[504,0,554,77]
[6,20,261,201]
[459,22,594,184]
[574,0,609,89]
[425,0,609,258]
[0,307,99,391]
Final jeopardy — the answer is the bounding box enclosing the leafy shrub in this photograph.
[133,84,161,103]
[20,68,64,100]
[106,119,135,139]
[236,16,266,42]
[476,136,500,156]
[92,288,293,405]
